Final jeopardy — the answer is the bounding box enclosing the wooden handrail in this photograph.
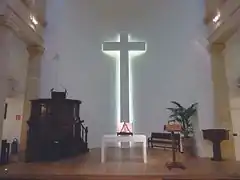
[80,122,88,144]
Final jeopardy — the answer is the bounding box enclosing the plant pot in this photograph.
[182,137,196,157]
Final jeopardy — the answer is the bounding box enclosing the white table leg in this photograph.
[143,141,147,163]
[101,141,105,163]
[180,136,184,153]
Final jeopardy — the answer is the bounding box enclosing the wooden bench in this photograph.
[148,132,180,152]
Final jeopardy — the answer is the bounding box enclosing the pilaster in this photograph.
[20,45,44,151]
[210,43,235,160]
[26,45,44,99]
[0,26,11,149]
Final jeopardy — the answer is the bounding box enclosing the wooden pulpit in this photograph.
[202,129,229,161]
[25,90,89,162]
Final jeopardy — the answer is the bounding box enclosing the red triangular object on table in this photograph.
[117,122,133,136]
[120,122,131,133]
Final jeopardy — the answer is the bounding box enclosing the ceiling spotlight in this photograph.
[212,10,221,23]
[30,14,38,25]
[29,23,35,30]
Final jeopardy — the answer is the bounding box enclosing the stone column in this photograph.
[20,45,44,151]
[210,43,235,160]
[0,26,11,150]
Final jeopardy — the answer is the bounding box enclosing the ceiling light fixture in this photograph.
[212,10,221,23]
[30,14,38,25]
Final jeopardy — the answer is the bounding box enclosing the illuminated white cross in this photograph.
[102,33,146,123]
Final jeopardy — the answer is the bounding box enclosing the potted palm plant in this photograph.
[167,101,197,156]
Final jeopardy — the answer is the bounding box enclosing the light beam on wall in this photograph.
[128,34,147,124]
[102,35,121,127]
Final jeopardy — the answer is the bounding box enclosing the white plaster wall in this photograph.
[224,29,240,160]
[2,97,24,142]
[41,0,215,153]
[193,36,215,157]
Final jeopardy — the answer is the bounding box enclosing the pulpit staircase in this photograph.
[57,119,89,158]
[74,119,89,154]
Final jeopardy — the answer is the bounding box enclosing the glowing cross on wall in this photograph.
[102,33,146,124]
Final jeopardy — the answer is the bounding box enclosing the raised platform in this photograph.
[0,148,240,180]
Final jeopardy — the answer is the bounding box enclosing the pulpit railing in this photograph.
[79,120,88,144]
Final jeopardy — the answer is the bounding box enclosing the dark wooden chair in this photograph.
[148,132,180,152]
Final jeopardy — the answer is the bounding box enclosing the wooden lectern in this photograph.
[202,129,229,161]
[164,122,185,170]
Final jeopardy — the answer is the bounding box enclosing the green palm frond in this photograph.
[166,101,197,138]
[170,101,185,110]
[170,101,182,108]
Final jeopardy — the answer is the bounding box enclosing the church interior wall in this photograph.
[210,43,235,160]
[41,0,215,154]
[7,31,29,97]
[1,30,29,144]
[2,97,24,142]
[224,28,240,160]
[0,27,9,145]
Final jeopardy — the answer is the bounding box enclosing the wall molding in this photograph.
[0,0,44,47]
[207,0,240,44]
